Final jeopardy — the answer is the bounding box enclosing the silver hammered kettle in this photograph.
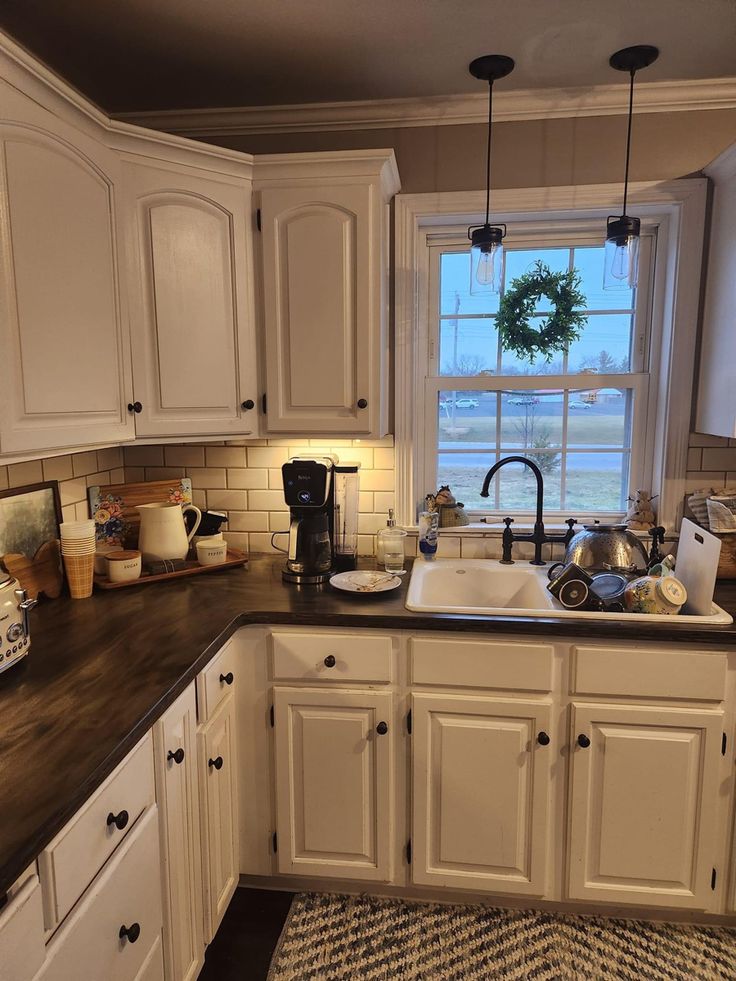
[562,523,649,574]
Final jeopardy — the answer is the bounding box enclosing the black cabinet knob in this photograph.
[376,721,388,735]
[208,756,224,770]
[167,748,185,765]
[537,731,550,746]
[106,809,129,831]
[357,398,368,409]
[127,401,143,414]
[577,733,591,749]
[119,922,141,944]
[323,655,336,668]
[241,399,255,410]
[219,672,234,685]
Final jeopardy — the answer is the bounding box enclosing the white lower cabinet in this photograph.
[273,687,394,882]
[198,692,239,943]
[411,694,553,896]
[34,806,163,981]
[0,870,45,981]
[153,684,204,981]
[568,702,724,909]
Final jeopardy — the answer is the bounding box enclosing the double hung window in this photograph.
[424,224,655,518]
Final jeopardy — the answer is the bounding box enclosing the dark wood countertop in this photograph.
[1,554,735,896]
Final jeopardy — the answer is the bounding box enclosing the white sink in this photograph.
[405,558,733,624]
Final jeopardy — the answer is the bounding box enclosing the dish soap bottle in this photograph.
[376,508,397,566]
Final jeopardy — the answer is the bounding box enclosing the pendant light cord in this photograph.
[484,79,493,226]
[622,68,635,217]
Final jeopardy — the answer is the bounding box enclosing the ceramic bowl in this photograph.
[196,539,228,566]
[106,550,142,583]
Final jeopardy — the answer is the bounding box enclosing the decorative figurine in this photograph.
[433,485,471,528]
[625,489,657,531]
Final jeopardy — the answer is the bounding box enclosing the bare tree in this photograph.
[513,403,561,475]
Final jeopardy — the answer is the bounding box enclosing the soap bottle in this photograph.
[376,508,397,566]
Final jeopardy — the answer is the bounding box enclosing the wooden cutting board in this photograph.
[2,539,63,599]
[675,518,722,616]
[88,478,193,548]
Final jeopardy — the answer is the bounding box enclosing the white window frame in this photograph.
[394,180,707,529]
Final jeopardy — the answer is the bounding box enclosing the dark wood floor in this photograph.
[200,887,295,981]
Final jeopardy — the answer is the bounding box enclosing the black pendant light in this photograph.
[603,44,659,290]
[468,54,515,296]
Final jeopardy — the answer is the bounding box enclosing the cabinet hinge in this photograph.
[256,208,262,231]
[406,839,412,865]
[262,393,267,415]
[711,867,717,890]
[407,710,412,735]
[722,732,727,756]
[272,831,278,853]
[270,704,275,727]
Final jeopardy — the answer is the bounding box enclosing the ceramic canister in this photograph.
[623,575,687,615]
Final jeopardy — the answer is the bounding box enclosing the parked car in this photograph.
[453,398,479,409]
[507,395,539,405]
[569,400,593,409]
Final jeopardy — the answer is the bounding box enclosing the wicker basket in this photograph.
[715,532,736,579]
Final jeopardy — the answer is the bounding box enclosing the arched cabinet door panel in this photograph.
[0,121,134,453]
[121,161,257,438]
[256,153,398,436]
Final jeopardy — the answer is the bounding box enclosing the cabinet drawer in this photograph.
[410,637,553,692]
[0,872,45,981]
[271,631,393,683]
[571,646,728,702]
[197,640,237,723]
[35,806,162,981]
[39,733,155,930]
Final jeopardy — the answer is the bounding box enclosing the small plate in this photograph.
[329,571,402,594]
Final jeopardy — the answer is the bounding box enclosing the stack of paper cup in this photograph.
[60,520,96,599]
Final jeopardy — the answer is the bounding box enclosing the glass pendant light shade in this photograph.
[469,223,505,295]
[604,45,658,291]
[603,215,641,290]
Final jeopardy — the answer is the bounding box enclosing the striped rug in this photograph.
[267,893,736,980]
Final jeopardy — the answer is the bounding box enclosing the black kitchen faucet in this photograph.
[479,455,577,565]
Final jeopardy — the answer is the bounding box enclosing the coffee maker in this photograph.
[280,456,360,584]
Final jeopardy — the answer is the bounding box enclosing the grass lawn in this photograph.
[437,465,625,512]
[439,411,625,445]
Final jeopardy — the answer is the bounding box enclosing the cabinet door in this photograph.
[0,108,134,453]
[258,184,381,434]
[153,684,204,981]
[411,694,553,896]
[568,702,723,909]
[273,687,393,881]
[198,692,238,943]
[122,159,257,437]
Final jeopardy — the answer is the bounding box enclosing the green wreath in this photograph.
[496,260,587,363]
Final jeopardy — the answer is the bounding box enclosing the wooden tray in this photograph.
[94,548,248,590]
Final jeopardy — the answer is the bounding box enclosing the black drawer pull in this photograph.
[219,672,234,685]
[119,922,140,944]
[106,809,129,831]
[323,655,336,668]
[357,398,368,409]
[167,748,185,765]
[376,721,388,735]
[209,756,224,770]
[241,399,255,410]
[537,731,550,746]
[577,733,591,749]
[127,401,143,414]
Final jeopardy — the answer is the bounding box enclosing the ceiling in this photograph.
[1,0,735,114]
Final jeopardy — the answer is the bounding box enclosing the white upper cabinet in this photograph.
[120,154,258,438]
[255,151,400,436]
[696,141,736,438]
[0,77,135,454]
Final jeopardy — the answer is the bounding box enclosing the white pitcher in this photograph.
[137,502,202,561]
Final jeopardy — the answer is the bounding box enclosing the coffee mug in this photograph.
[547,562,594,609]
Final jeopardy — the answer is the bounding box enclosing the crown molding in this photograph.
[115,77,736,138]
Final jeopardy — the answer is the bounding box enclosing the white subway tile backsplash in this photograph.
[59,477,89,507]
[207,489,248,511]
[164,445,206,468]
[228,468,269,489]
[269,512,290,532]
[373,447,395,469]
[143,467,186,481]
[373,492,395,514]
[96,446,124,471]
[246,447,290,468]
[223,531,249,550]
[228,511,269,532]
[249,532,281,554]
[358,513,387,535]
[206,446,248,468]
[72,451,99,478]
[360,469,395,492]
[185,468,227,489]
[124,445,164,467]
[42,455,73,482]
[701,447,736,471]
[8,460,43,487]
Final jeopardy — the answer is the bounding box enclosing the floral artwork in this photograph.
[88,479,193,547]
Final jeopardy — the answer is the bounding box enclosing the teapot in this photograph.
[137,502,202,561]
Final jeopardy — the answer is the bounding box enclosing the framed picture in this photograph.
[0,481,62,558]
